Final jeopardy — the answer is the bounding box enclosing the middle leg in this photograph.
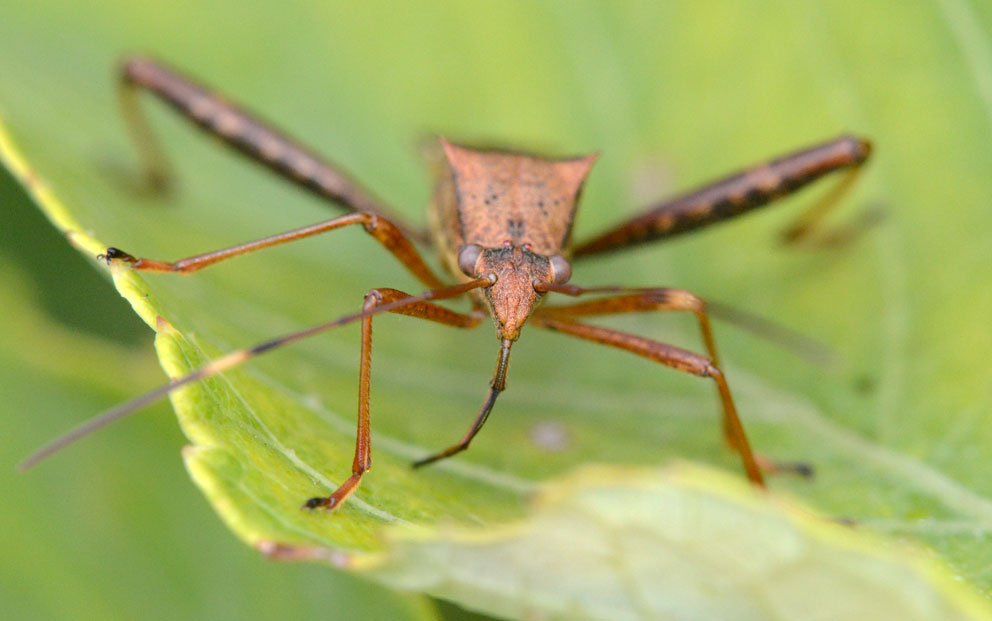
[101,211,445,289]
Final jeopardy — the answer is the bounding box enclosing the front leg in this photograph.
[533,314,766,486]
[20,277,493,473]
[540,287,723,365]
[535,286,814,483]
[304,287,483,511]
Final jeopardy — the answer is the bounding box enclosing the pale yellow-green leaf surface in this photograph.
[3,1,992,618]
[0,235,434,619]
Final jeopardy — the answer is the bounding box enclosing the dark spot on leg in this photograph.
[711,198,734,216]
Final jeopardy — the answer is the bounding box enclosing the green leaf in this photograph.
[360,464,987,620]
[3,1,992,618]
[0,250,434,620]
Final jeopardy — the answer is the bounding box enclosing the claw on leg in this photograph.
[97,247,138,265]
[302,473,362,512]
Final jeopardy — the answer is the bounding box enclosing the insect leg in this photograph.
[532,315,765,486]
[543,289,743,435]
[537,282,832,367]
[538,289,812,477]
[118,56,427,241]
[19,277,491,473]
[572,134,872,257]
[541,288,724,363]
[305,288,483,510]
[101,211,445,289]
[411,338,513,469]
[778,165,879,246]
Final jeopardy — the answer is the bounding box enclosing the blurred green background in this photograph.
[2,1,992,619]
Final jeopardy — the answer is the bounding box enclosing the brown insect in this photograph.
[21,57,872,511]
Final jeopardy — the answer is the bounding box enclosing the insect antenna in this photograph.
[19,277,492,471]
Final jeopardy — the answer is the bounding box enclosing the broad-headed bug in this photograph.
[21,57,872,511]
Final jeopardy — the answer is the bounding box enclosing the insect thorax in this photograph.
[430,139,597,281]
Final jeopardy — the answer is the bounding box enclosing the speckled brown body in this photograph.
[430,139,597,340]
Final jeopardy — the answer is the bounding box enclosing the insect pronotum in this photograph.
[22,57,872,511]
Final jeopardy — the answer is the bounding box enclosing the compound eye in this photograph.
[457,244,483,277]
[549,254,572,284]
